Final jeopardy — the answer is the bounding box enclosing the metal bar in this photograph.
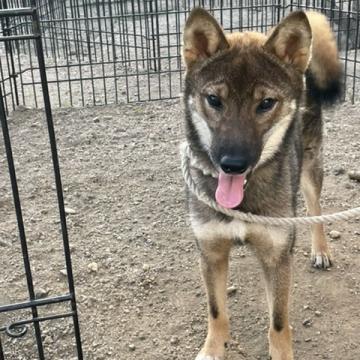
[0,7,33,17]
[0,337,4,360]
[30,4,84,358]
[351,1,360,103]
[95,0,107,104]
[0,33,39,41]
[0,57,9,114]
[3,2,19,108]
[0,79,45,360]
[0,294,73,313]
[0,312,75,335]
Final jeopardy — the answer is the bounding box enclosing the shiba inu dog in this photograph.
[182,8,342,360]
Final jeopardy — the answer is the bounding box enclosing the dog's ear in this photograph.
[264,11,312,72]
[183,8,229,69]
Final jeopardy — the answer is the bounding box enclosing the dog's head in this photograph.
[183,8,312,208]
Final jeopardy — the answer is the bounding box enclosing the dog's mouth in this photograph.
[215,169,251,209]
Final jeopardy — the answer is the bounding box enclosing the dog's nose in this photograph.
[220,155,249,174]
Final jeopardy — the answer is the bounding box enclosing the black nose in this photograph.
[220,155,249,174]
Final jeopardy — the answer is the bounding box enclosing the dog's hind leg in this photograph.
[195,237,232,360]
[301,152,332,269]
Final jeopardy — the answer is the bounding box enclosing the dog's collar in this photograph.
[180,142,218,178]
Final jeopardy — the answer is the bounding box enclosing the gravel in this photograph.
[0,100,359,359]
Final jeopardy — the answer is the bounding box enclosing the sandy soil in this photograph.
[0,99,359,360]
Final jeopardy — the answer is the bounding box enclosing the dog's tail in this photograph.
[305,11,343,106]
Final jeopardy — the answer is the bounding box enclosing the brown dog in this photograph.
[182,8,342,360]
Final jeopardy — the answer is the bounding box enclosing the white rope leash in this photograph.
[180,142,360,226]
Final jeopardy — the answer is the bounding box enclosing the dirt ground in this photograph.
[0,99,359,360]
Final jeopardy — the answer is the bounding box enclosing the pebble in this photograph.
[35,288,49,299]
[302,318,312,327]
[333,167,345,175]
[93,117,100,123]
[128,344,136,351]
[65,207,77,215]
[315,310,322,317]
[329,230,341,239]
[348,171,360,181]
[103,115,113,121]
[170,336,179,345]
[0,239,10,247]
[227,285,238,295]
[60,269,67,276]
[142,263,150,271]
[88,262,99,273]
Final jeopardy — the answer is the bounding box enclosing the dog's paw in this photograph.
[311,251,332,269]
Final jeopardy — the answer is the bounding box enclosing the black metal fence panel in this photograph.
[0,4,83,359]
[0,1,359,106]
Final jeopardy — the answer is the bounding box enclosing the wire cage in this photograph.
[0,3,83,360]
[0,0,359,110]
[0,1,359,359]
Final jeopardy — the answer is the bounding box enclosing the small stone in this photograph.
[315,310,322,317]
[65,207,76,215]
[35,288,49,299]
[227,285,237,295]
[16,105,28,112]
[333,167,345,176]
[348,171,360,181]
[60,269,67,276]
[128,344,136,351]
[170,336,179,345]
[103,115,113,121]
[302,318,312,327]
[142,264,150,271]
[0,239,10,247]
[88,262,99,273]
[329,230,341,240]
[93,117,100,123]
[304,338,312,342]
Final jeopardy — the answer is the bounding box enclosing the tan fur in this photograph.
[256,101,296,167]
[306,11,341,89]
[197,239,232,360]
[265,12,312,72]
[183,8,228,68]
[226,31,266,48]
[301,171,332,266]
[269,327,293,360]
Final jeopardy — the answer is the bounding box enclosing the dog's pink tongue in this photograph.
[215,172,245,209]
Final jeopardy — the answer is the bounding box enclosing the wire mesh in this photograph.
[0,3,83,359]
[0,1,359,107]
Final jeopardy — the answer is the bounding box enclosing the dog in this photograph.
[182,8,342,360]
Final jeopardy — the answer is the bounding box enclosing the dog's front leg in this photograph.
[265,253,293,360]
[195,236,232,360]
[251,229,294,360]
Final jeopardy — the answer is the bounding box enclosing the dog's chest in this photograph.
[191,218,249,243]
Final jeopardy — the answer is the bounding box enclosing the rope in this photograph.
[180,142,360,227]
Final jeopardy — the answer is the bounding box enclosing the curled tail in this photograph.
[305,11,343,106]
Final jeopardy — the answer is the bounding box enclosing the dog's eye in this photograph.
[206,94,222,109]
[256,98,277,113]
